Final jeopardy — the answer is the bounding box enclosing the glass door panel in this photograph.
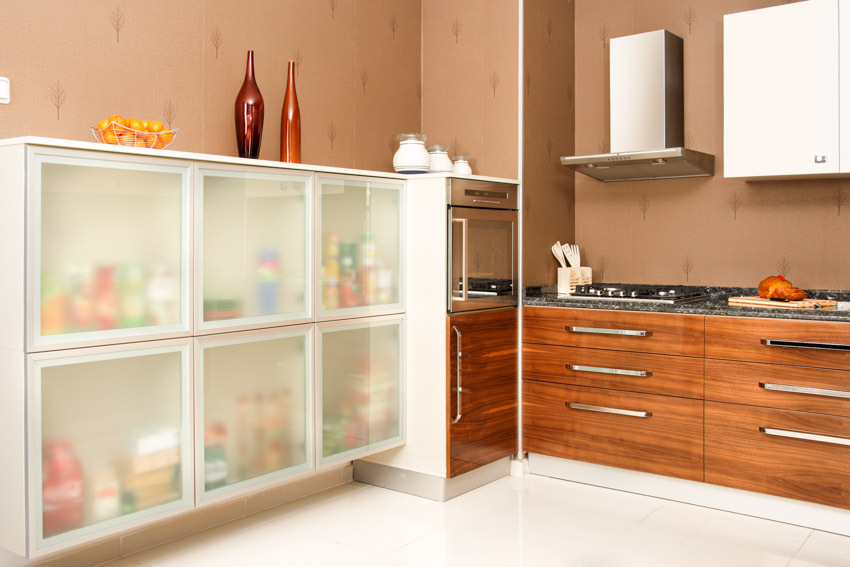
[32,341,191,550]
[317,175,403,318]
[318,317,404,465]
[198,327,312,499]
[32,152,189,347]
[199,169,311,330]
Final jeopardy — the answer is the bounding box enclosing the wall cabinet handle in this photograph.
[567,364,652,378]
[566,402,652,418]
[759,382,850,400]
[451,325,462,424]
[567,326,652,337]
[760,339,850,352]
[759,427,850,447]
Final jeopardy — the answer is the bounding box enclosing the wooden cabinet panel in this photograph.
[706,359,850,418]
[705,317,850,370]
[447,308,517,478]
[524,343,703,399]
[705,401,850,509]
[523,380,704,481]
[523,307,704,357]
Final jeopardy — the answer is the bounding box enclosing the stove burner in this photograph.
[569,284,708,304]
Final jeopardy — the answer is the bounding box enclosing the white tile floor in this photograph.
[103,475,850,567]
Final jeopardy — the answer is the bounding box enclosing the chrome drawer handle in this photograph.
[759,427,850,447]
[567,326,652,337]
[567,364,652,378]
[566,402,652,418]
[759,382,850,400]
[761,339,850,352]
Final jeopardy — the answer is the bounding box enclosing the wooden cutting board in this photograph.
[728,296,838,310]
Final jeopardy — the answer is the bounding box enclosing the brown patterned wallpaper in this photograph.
[522,0,575,285]
[572,0,849,290]
[0,0,422,172]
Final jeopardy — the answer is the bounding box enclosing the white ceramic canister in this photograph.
[426,144,453,173]
[393,133,430,173]
[452,155,472,175]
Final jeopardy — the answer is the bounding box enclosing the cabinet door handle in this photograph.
[567,326,652,337]
[451,325,462,424]
[759,382,850,400]
[759,427,850,447]
[566,402,652,418]
[760,339,850,352]
[567,364,652,378]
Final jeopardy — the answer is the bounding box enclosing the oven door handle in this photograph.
[452,218,468,303]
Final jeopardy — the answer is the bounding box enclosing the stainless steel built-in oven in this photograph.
[447,179,519,313]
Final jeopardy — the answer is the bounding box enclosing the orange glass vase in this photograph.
[280,60,301,163]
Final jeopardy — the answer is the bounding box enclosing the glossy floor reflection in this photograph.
[104,475,850,567]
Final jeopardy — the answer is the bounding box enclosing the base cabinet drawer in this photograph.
[523,381,704,481]
[706,359,850,417]
[705,401,850,510]
[523,307,705,357]
[524,343,703,399]
[706,317,850,370]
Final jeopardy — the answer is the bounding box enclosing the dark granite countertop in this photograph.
[523,285,850,322]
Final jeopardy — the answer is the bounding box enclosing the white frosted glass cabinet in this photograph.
[0,139,406,560]
[316,174,403,319]
[30,341,192,552]
[318,316,404,466]
[197,167,311,331]
[196,326,312,501]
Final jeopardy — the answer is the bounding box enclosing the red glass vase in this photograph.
[235,50,264,159]
[280,60,301,163]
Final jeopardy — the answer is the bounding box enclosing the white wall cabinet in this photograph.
[0,139,405,559]
[724,0,848,179]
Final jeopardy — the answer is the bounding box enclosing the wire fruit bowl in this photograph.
[92,122,178,149]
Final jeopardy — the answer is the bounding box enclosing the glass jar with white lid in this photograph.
[426,145,452,173]
[393,133,430,174]
[452,155,472,175]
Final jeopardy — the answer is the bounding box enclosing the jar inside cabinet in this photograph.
[197,326,312,500]
[317,175,403,318]
[31,151,190,349]
[317,317,404,465]
[30,341,192,553]
[198,168,311,331]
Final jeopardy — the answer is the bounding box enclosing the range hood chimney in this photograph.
[561,30,714,182]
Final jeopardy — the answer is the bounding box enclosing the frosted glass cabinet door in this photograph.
[30,150,190,349]
[317,175,403,318]
[318,316,404,466]
[198,168,311,331]
[197,326,312,500]
[29,341,191,553]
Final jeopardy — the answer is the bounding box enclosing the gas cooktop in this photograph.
[567,284,709,304]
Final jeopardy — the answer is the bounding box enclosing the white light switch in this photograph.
[0,77,9,104]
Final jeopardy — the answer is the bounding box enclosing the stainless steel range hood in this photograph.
[561,30,714,182]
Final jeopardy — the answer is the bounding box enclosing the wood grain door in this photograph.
[447,308,518,478]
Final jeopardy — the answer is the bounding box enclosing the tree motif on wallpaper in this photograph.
[832,185,846,216]
[328,0,338,19]
[451,18,462,44]
[546,136,552,161]
[294,47,304,76]
[450,137,464,158]
[685,130,695,149]
[524,191,532,221]
[359,68,368,94]
[681,255,694,282]
[210,26,223,59]
[110,6,125,43]
[728,192,742,220]
[48,81,66,121]
[163,99,177,129]
[598,138,609,154]
[597,256,609,282]
[489,71,500,98]
[327,122,337,150]
[777,256,791,277]
[599,23,611,48]
[638,193,650,220]
[390,14,398,39]
[547,17,553,43]
[683,7,696,35]
[417,83,423,107]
